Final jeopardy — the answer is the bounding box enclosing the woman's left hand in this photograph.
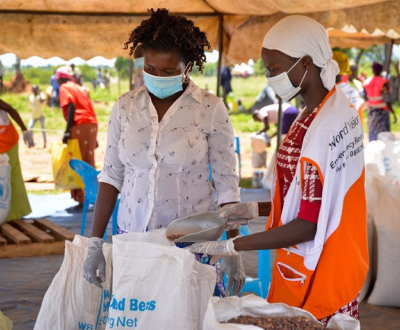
[219,255,245,296]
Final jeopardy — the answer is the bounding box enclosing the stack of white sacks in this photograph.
[363,132,400,307]
[35,232,360,329]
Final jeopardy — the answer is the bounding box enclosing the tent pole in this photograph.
[276,97,283,155]
[384,39,395,76]
[216,14,223,98]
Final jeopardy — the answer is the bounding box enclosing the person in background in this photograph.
[221,65,232,108]
[28,85,47,148]
[332,51,365,127]
[363,62,397,141]
[96,68,104,88]
[0,99,32,221]
[49,71,60,108]
[83,8,242,297]
[70,63,82,85]
[0,60,4,93]
[92,77,98,90]
[56,66,98,208]
[349,62,364,94]
[249,82,276,112]
[359,71,367,83]
[188,15,368,325]
[104,69,111,90]
[133,44,144,89]
[253,103,299,137]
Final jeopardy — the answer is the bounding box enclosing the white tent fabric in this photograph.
[0,0,399,61]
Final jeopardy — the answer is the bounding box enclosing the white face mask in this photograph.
[267,57,308,102]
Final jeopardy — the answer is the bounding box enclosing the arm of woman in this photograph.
[208,100,240,206]
[91,183,119,237]
[62,102,76,143]
[0,99,27,131]
[234,218,317,251]
[65,102,75,132]
[92,99,125,237]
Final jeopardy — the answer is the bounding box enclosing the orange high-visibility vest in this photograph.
[363,76,389,111]
[266,87,368,320]
[0,110,19,153]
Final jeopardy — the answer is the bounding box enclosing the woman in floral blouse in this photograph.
[83,8,243,296]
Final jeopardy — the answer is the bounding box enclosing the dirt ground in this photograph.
[20,130,269,189]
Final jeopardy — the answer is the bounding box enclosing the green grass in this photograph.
[230,113,263,133]
[191,75,267,110]
[2,75,400,136]
[27,190,65,195]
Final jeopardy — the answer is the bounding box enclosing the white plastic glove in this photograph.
[220,202,259,230]
[220,255,245,296]
[186,238,245,296]
[22,130,34,148]
[83,237,105,289]
[186,237,239,257]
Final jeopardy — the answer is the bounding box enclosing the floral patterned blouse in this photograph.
[99,80,240,232]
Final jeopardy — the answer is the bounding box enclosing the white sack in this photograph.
[0,153,11,224]
[203,295,360,330]
[381,140,400,185]
[261,152,275,190]
[368,176,400,307]
[34,235,113,330]
[107,229,215,330]
[358,214,374,302]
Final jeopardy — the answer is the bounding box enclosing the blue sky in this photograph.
[1,46,399,68]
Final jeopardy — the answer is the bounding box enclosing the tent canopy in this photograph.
[1,0,399,62]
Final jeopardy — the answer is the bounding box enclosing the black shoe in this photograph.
[65,204,83,214]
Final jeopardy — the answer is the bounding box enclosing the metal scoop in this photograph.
[166,212,226,243]
[166,211,249,243]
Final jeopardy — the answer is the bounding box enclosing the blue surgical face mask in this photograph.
[134,57,144,69]
[143,63,190,99]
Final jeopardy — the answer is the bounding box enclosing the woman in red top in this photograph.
[56,66,98,205]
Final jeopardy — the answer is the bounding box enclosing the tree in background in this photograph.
[79,64,97,83]
[114,57,130,94]
[253,59,266,76]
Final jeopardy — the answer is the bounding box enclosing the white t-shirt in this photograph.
[29,93,46,119]
[256,103,293,124]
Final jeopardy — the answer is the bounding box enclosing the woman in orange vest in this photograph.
[0,99,32,221]
[188,15,368,325]
[363,62,397,141]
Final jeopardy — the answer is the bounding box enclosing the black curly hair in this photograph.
[124,8,210,73]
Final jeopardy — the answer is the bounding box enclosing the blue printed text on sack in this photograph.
[110,295,157,312]
[107,316,138,329]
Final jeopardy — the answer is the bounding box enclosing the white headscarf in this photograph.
[262,15,339,91]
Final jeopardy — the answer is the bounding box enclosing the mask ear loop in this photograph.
[298,69,308,88]
[182,62,192,83]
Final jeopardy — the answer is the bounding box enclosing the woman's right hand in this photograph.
[83,237,106,288]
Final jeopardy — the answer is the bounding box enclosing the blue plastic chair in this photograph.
[222,226,271,298]
[69,159,119,239]
[234,136,242,180]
